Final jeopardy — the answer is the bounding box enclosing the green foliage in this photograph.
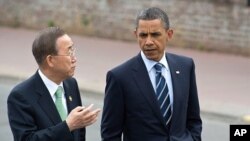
[13,15,20,28]
[196,43,205,51]
[81,15,90,26]
[47,20,55,27]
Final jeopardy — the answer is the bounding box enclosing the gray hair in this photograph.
[135,7,170,29]
[32,27,65,65]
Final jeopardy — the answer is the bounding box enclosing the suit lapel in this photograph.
[132,54,167,127]
[63,80,80,140]
[34,72,62,124]
[63,80,76,113]
[166,53,182,129]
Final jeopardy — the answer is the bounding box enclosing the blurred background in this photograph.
[0,0,250,140]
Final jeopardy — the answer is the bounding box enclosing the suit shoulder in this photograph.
[11,75,36,93]
[8,74,37,101]
[167,53,194,64]
[167,53,193,60]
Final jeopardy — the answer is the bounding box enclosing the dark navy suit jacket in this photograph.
[7,72,85,141]
[101,53,202,141]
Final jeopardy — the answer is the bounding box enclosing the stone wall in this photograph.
[0,0,249,56]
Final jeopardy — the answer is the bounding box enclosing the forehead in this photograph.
[137,19,164,31]
[56,34,72,44]
[56,34,73,49]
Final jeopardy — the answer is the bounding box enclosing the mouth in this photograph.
[144,48,157,52]
[144,46,156,51]
[145,48,155,51]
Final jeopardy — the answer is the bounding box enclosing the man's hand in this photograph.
[66,104,101,131]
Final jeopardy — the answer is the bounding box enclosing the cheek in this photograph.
[61,60,71,68]
[156,38,166,47]
[138,39,145,47]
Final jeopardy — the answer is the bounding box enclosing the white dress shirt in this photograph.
[38,70,68,114]
[140,51,173,110]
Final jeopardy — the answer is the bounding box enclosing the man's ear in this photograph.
[133,29,138,38]
[166,29,174,39]
[45,55,54,68]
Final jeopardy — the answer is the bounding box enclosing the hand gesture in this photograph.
[66,104,101,131]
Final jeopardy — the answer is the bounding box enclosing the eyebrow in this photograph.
[139,31,161,36]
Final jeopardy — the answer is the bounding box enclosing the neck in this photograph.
[39,68,63,85]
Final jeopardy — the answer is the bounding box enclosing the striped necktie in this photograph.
[154,63,172,125]
[55,86,67,121]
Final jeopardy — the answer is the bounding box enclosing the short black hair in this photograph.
[135,7,170,29]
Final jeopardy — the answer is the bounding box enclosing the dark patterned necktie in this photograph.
[154,63,172,125]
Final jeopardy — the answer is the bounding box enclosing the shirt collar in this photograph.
[140,51,169,72]
[38,69,64,97]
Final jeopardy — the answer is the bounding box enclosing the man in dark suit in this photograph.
[101,7,202,141]
[7,27,100,141]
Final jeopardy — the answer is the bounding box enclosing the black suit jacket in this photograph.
[7,72,85,141]
[101,53,202,141]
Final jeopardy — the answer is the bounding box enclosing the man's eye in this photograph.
[151,33,161,37]
[139,33,148,38]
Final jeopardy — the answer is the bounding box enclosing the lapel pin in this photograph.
[69,96,72,102]
[176,71,180,74]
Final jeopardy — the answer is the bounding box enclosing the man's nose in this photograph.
[145,36,153,45]
[71,56,77,63]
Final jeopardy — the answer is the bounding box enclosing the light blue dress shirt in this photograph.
[140,51,173,110]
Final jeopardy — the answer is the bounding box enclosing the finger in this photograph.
[92,108,101,115]
[85,115,98,126]
[81,110,99,122]
[85,104,94,110]
[71,106,84,112]
[89,117,98,124]
[75,106,85,112]
[88,108,101,116]
[82,114,98,126]
[79,104,94,114]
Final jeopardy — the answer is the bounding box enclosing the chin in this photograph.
[67,72,74,78]
[146,56,158,62]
